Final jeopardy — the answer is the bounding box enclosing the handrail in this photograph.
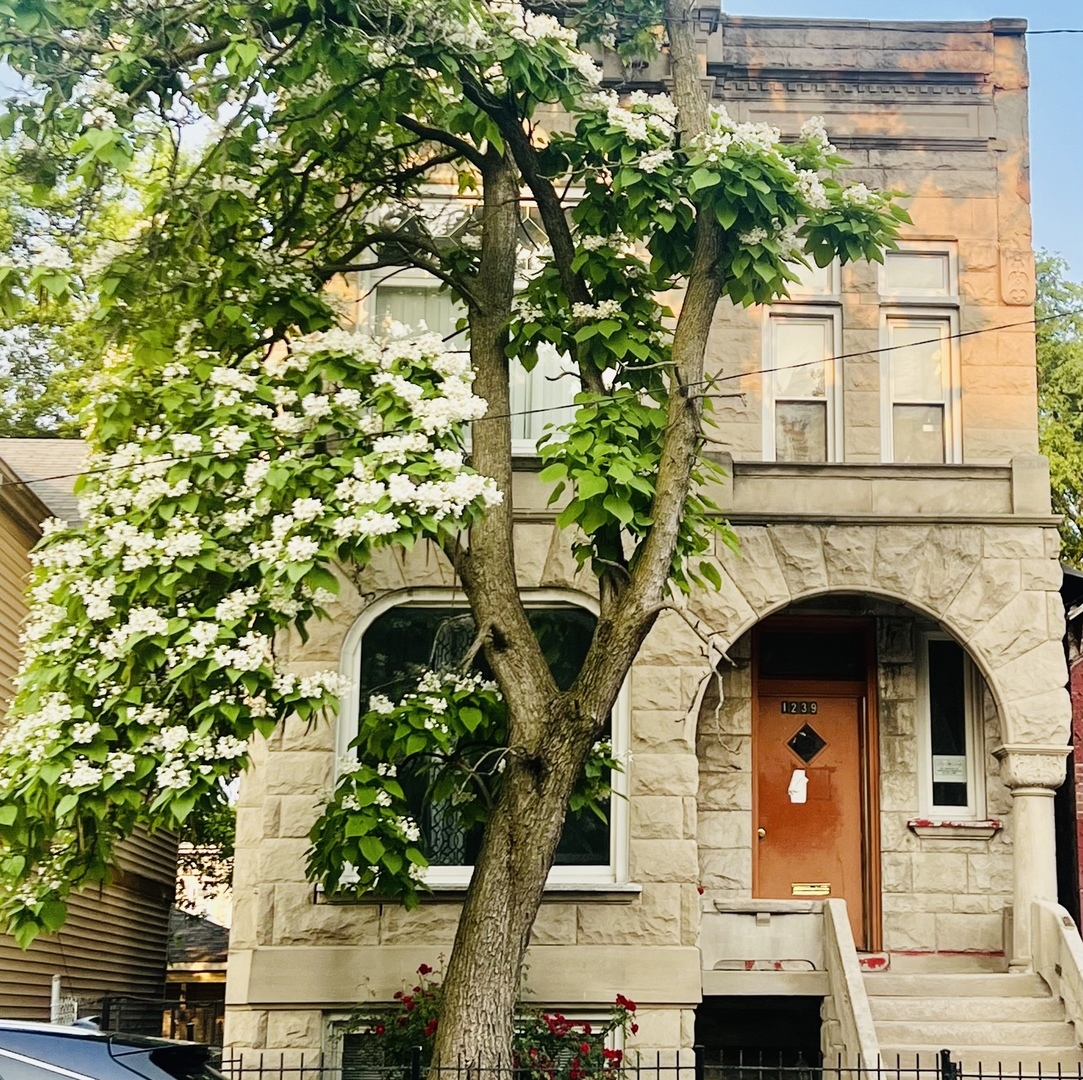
[1032,899,1083,1045]
[823,899,881,1067]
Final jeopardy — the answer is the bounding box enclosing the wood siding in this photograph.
[0,480,175,1020]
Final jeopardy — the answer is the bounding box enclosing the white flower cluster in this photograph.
[588,90,678,146]
[571,299,622,322]
[841,183,880,208]
[799,115,836,155]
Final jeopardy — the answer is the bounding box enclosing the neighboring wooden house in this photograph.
[0,438,175,1027]
[222,16,1083,1071]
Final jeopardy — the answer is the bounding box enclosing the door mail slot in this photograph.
[791,883,831,897]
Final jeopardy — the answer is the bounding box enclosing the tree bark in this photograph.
[430,9,723,1064]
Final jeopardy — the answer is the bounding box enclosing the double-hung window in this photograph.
[916,632,984,819]
[762,260,841,462]
[879,242,961,463]
[337,590,630,887]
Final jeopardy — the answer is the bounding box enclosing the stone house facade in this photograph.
[225,15,1078,1066]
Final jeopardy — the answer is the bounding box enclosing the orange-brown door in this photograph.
[754,691,866,945]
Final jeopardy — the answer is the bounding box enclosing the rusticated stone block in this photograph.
[379,902,461,945]
[697,769,751,812]
[633,665,696,711]
[223,1008,268,1050]
[630,839,699,883]
[633,710,695,753]
[943,558,1021,640]
[967,853,1013,894]
[632,754,700,797]
[872,528,932,599]
[911,852,968,894]
[576,883,681,944]
[631,796,685,840]
[265,751,334,797]
[768,525,829,595]
[823,526,876,588]
[718,526,791,612]
[265,1009,324,1050]
[272,884,381,946]
[883,911,936,951]
[910,527,983,613]
[530,904,577,946]
[970,590,1051,665]
[697,810,750,851]
[698,846,750,891]
[934,912,1003,952]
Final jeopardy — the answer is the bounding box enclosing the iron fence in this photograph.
[214,1049,1083,1080]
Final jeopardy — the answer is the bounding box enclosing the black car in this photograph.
[0,1022,221,1080]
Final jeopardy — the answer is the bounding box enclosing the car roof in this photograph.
[0,1022,202,1050]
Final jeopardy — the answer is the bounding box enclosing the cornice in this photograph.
[709,68,989,99]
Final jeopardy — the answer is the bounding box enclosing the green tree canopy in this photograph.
[1036,253,1083,567]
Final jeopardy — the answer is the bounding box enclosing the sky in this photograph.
[727,1,1083,275]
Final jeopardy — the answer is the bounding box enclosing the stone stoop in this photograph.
[865,973,1083,1071]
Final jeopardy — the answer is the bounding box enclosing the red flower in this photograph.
[615,994,637,1013]
[603,1049,624,1064]
[374,1025,385,1036]
[581,1023,592,1036]
[580,1043,591,1055]
[631,1023,639,1035]
[697,885,705,895]
[393,991,404,1000]
[418,963,433,975]
[402,995,415,1012]
[424,1018,439,1038]
[529,1049,539,1060]
[397,1016,408,1027]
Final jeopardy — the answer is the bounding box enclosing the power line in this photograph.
[3,304,1082,498]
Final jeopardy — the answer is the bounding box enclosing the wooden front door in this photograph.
[754,687,867,945]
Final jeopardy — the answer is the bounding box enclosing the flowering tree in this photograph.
[0,0,908,1064]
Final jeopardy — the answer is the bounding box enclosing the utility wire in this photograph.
[2,304,1082,498]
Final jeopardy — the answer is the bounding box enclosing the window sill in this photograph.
[315,882,642,905]
[907,818,1002,840]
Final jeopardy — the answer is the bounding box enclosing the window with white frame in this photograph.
[763,309,841,463]
[762,260,841,463]
[916,632,984,818]
[879,242,961,464]
[337,590,629,887]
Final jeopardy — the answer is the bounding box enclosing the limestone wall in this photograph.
[701,18,1037,466]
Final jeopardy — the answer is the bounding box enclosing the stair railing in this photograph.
[822,898,881,1068]
[1033,899,1083,1046]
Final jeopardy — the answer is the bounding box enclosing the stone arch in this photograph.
[692,522,1070,750]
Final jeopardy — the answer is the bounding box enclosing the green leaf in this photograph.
[699,560,723,590]
[576,473,608,501]
[39,899,68,931]
[459,706,483,733]
[359,836,385,865]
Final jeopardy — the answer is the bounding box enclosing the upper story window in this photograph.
[917,632,985,819]
[338,590,630,887]
[879,241,961,464]
[762,260,841,463]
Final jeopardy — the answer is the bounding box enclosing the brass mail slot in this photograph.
[791,883,831,897]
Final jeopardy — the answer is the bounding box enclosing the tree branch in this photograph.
[396,114,488,172]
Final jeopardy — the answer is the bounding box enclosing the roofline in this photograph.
[0,456,51,540]
[718,14,1028,35]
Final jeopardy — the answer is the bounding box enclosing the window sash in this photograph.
[881,310,959,464]
[762,310,840,462]
[916,632,984,819]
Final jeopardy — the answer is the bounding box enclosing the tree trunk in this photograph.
[429,10,721,1064]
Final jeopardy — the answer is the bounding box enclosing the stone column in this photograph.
[995,745,1069,970]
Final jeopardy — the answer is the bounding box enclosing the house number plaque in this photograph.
[780,701,818,714]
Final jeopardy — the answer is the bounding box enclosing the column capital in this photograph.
[993,743,1069,791]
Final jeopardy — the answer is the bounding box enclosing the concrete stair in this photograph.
[864,973,1083,1072]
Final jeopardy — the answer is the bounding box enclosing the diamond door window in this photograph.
[787,723,827,764]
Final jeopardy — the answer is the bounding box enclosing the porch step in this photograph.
[864,973,1050,998]
[865,972,1082,1068]
[878,1047,1083,1072]
[869,996,1065,1023]
[876,1020,1077,1048]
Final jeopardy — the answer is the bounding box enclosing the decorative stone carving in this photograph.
[993,744,1069,791]
[1001,246,1035,305]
